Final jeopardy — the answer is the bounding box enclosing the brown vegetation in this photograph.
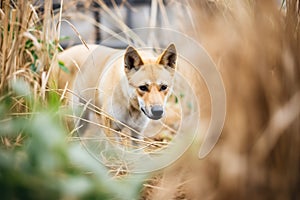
[142,0,300,199]
[1,0,299,199]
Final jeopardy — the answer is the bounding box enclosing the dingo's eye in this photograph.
[160,85,168,91]
[139,85,148,92]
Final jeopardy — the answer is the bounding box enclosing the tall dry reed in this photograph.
[0,0,59,100]
[143,0,300,199]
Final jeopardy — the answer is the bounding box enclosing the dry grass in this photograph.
[0,0,61,149]
[0,0,59,96]
[1,0,300,199]
[142,0,300,199]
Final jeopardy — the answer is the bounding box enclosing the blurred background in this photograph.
[53,0,190,47]
[0,0,299,199]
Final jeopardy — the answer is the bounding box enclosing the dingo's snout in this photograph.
[151,105,164,119]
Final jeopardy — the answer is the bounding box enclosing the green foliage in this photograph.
[0,79,145,200]
[25,39,40,72]
[58,60,70,73]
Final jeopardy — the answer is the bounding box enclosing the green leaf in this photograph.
[58,60,70,73]
[30,63,37,72]
[48,88,60,112]
[25,39,33,49]
[175,95,178,104]
[59,36,71,42]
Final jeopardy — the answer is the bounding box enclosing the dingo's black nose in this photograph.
[151,105,163,118]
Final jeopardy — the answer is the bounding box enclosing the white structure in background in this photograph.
[57,0,191,48]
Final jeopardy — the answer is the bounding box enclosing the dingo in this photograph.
[54,44,177,144]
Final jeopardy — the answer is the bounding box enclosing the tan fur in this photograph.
[53,44,178,145]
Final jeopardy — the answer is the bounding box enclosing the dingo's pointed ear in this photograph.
[157,43,177,70]
[124,46,144,72]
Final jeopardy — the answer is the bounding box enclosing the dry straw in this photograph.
[1,0,299,199]
[0,0,59,100]
[143,0,300,199]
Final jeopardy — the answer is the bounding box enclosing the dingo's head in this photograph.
[124,44,177,120]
